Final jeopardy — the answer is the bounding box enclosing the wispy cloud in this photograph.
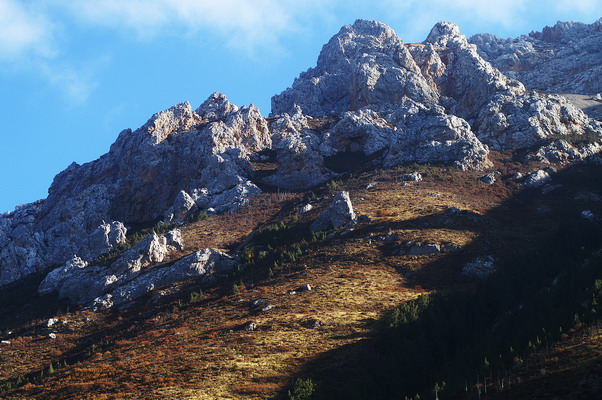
[554,0,600,13]
[0,1,104,103]
[58,0,334,55]
[0,0,55,61]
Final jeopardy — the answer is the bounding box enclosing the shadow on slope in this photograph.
[280,160,602,400]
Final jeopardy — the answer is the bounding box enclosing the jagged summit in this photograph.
[272,19,437,117]
[196,92,239,121]
[470,17,602,94]
[424,21,463,47]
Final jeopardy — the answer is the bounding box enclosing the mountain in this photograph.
[1,18,602,400]
[470,18,602,95]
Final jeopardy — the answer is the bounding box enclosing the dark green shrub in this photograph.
[288,378,316,400]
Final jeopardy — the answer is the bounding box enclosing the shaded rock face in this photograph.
[1,93,270,287]
[470,18,602,95]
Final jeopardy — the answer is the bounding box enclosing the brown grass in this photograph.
[1,153,585,399]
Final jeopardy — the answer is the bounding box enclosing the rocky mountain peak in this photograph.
[142,101,200,145]
[1,17,601,309]
[529,18,602,43]
[470,17,602,94]
[424,21,464,47]
[317,19,403,64]
[196,92,239,122]
[272,19,437,117]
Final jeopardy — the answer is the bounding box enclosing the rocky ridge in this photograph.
[470,18,602,95]
[1,18,602,308]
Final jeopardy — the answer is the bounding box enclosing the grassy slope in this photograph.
[1,151,601,399]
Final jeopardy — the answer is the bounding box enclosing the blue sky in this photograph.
[1,0,601,213]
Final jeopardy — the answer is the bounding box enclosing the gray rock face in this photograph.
[470,18,602,95]
[476,93,600,150]
[1,93,270,288]
[104,248,236,308]
[311,191,356,232]
[37,229,236,309]
[4,18,602,295]
[267,19,601,191]
[528,139,602,164]
[87,221,128,260]
[272,19,439,117]
[266,111,336,189]
[38,230,184,305]
[0,201,45,285]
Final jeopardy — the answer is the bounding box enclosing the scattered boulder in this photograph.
[311,192,356,232]
[299,284,312,292]
[303,319,324,329]
[299,204,313,214]
[397,241,443,256]
[241,321,257,331]
[581,210,595,220]
[524,170,552,187]
[250,298,269,308]
[462,256,496,278]
[479,172,497,185]
[402,172,423,182]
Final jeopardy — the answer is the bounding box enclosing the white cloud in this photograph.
[554,0,600,13]
[0,0,55,60]
[59,0,333,54]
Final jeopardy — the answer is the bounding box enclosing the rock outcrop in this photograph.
[3,18,602,306]
[470,18,602,95]
[39,230,184,305]
[268,19,601,189]
[1,93,269,287]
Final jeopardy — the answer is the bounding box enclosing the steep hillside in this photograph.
[2,17,602,400]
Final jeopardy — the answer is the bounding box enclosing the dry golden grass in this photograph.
[1,153,570,399]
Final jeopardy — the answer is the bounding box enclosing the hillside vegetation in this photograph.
[1,151,602,399]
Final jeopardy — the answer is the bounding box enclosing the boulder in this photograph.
[407,243,442,256]
[311,192,357,232]
[462,256,496,278]
[524,170,552,187]
[402,172,423,182]
[479,172,497,185]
